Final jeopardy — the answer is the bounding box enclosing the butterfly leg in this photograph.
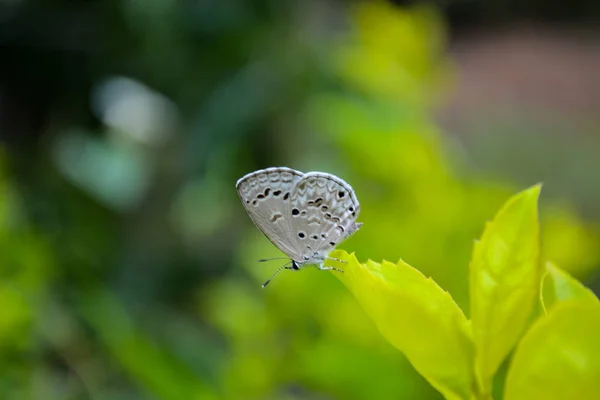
[318,265,344,273]
[326,257,347,264]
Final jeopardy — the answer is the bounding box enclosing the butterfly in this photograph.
[236,167,362,287]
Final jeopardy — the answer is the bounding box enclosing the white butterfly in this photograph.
[236,167,362,287]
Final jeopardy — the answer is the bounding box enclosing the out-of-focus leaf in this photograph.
[0,285,31,349]
[329,250,474,400]
[296,338,439,400]
[52,131,152,212]
[80,291,217,400]
[335,1,446,100]
[541,262,598,313]
[504,301,600,400]
[469,185,542,396]
[543,207,600,276]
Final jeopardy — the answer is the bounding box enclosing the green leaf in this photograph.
[329,250,474,400]
[541,262,598,313]
[469,185,542,396]
[80,291,217,400]
[504,301,600,400]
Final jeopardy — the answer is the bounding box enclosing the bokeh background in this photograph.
[1,0,599,399]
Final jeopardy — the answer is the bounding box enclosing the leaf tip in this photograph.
[524,183,542,199]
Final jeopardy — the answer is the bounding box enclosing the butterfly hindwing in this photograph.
[288,172,361,257]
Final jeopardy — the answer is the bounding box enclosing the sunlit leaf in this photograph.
[504,301,600,400]
[329,250,474,400]
[469,185,542,396]
[541,262,598,313]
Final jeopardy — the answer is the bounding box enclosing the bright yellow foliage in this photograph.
[504,301,600,400]
[541,262,599,313]
[327,250,474,400]
[329,185,600,400]
[469,185,542,396]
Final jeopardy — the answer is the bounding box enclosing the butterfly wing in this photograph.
[236,167,305,259]
[287,172,361,259]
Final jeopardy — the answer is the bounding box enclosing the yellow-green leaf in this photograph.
[504,301,600,400]
[541,262,598,313]
[469,185,542,396]
[329,250,474,400]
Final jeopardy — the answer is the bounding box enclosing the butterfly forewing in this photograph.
[236,167,305,259]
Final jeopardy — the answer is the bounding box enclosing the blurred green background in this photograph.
[1,0,599,399]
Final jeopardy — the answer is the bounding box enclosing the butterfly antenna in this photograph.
[258,257,290,263]
[262,263,291,288]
